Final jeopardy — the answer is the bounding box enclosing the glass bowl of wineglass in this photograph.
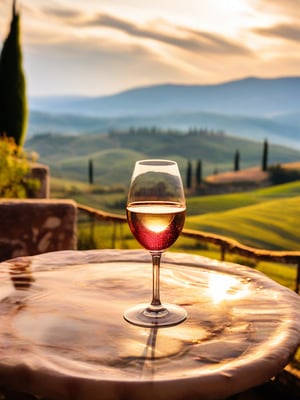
[124,159,187,327]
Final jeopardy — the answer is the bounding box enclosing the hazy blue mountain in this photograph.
[272,112,300,128]
[30,76,300,118]
[27,76,300,149]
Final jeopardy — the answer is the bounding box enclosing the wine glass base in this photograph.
[124,303,187,328]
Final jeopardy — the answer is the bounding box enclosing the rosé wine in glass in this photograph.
[124,160,187,327]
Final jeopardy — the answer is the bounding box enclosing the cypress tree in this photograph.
[262,139,268,172]
[88,159,94,184]
[186,160,192,189]
[234,150,240,171]
[0,0,28,147]
[195,160,202,185]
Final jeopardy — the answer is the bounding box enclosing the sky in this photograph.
[0,0,299,97]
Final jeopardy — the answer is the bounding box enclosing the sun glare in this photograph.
[206,273,250,304]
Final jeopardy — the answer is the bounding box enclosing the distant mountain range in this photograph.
[28,76,300,149]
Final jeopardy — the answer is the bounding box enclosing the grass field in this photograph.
[186,181,300,250]
[50,176,127,213]
[187,195,300,250]
[51,178,300,250]
[50,178,300,291]
[187,180,300,215]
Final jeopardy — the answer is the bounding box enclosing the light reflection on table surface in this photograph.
[0,249,300,400]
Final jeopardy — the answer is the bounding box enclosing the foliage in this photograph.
[291,347,300,370]
[269,164,300,185]
[0,1,28,147]
[0,136,39,197]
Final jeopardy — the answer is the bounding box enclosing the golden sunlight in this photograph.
[206,273,250,304]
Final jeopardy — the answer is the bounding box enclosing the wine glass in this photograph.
[124,159,187,327]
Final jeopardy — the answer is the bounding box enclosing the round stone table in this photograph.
[0,249,300,400]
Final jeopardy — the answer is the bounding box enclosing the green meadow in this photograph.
[50,178,300,291]
[187,180,300,216]
[26,130,300,186]
[186,184,300,250]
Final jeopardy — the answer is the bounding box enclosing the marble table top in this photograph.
[0,249,300,400]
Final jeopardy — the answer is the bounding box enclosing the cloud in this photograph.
[20,3,252,57]
[24,38,189,96]
[183,27,251,55]
[41,7,83,19]
[249,0,300,48]
[253,0,300,20]
[17,0,300,96]
[254,23,300,42]
[80,13,251,56]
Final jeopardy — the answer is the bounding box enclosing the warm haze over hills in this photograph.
[30,77,300,117]
[28,76,300,149]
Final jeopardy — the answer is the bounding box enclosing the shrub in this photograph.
[0,136,39,197]
[269,164,300,185]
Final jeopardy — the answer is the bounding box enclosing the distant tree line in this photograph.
[187,127,226,137]
[109,126,226,138]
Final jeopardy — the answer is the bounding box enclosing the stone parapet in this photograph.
[0,199,77,261]
[29,163,50,198]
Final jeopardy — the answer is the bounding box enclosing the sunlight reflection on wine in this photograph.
[142,214,174,233]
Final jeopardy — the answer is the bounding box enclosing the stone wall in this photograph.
[0,199,77,261]
[29,163,50,198]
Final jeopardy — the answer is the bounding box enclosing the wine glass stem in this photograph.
[150,252,162,308]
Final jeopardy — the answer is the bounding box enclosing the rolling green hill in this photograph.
[49,169,300,252]
[25,130,300,186]
[25,129,300,253]
[56,148,145,186]
[186,190,300,250]
[187,180,300,215]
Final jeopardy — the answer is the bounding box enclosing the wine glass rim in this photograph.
[137,159,177,166]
